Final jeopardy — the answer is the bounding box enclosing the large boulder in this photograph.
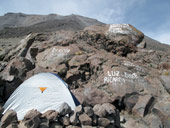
[106,24,144,45]
[36,45,80,71]
[1,57,35,100]
[79,24,141,56]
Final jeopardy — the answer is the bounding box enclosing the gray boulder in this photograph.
[58,102,72,116]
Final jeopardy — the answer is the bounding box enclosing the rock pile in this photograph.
[1,103,121,128]
[0,24,170,128]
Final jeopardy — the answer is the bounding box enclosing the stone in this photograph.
[74,105,83,115]
[18,34,35,57]
[79,113,92,126]
[106,24,144,45]
[152,99,170,127]
[102,103,116,115]
[29,47,38,58]
[73,87,113,106]
[69,112,79,125]
[160,75,170,94]
[39,118,49,128]
[23,109,42,120]
[122,118,149,128]
[68,105,83,125]
[93,104,106,118]
[120,116,126,123]
[91,115,98,126]
[132,94,154,117]
[19,116,41,128]
[68,55,88,67]
[1,57,35,100]
[144,114,163,128]
[123,93,139,112]
[98,118,110,127]
[159,63,170,70]
[41,110,58,121]
[162,116,170,128]
[137,41,146,49]
[6,123,18,128]
[0,61,7,72]
[59,102,72,116]
[50,122,63,128]
[84,107,94,117]
[1,110,18,128]
[36,46,77,70]
[59,116,70,126]
[54,64,68,76]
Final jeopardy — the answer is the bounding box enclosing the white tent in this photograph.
[3,72,79,120]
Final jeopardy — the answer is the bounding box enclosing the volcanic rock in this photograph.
[0,13,170,128]
[60,116,70,126]
[98,118,110,127]
[84,107,94,117]
[1,110,18,128]
[41,110,58,121]
[59,102,72,116]
[23,109,42,120]
[79,113,92,126]
[132,94,154,117]
[93,104,107,118]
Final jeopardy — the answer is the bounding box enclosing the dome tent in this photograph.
[3,72,79,120]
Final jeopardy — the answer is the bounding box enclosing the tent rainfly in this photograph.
[3,72,79,120]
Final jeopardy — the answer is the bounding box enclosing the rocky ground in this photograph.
[1,102,121,128]
[0,22,170,128]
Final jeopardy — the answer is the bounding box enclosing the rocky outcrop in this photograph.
[0,23,170,128]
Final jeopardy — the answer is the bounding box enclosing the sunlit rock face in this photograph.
[107,24,144,45]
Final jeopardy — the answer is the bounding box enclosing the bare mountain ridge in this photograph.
[144,36,170,52]
[0,12,170,52]
[0,12,103,30]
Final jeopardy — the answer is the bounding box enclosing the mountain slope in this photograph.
[0,13,104,38]
[0,24,170,128]
[0,13,170,52]
[144,36,170,52]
